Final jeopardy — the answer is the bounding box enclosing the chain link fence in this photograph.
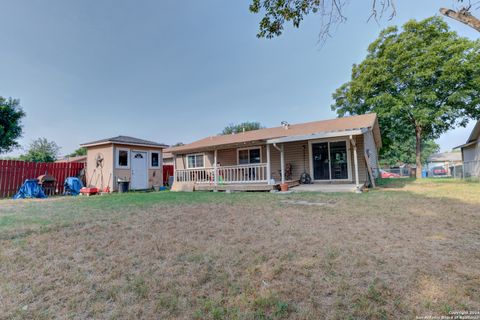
[381,161,480,180]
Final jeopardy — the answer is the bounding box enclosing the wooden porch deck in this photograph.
[194,180,300,192]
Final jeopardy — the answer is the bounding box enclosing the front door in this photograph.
[131,151,148,190]
[312,142,330,180]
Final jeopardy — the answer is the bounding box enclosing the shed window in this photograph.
[117,149,129,168]
[187,154,204,168]
[151,152,160,168]
[238,148,261,165]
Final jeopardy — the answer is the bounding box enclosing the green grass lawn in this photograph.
[1,180,479,319]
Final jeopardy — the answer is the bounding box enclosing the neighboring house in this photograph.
[80,136,168,191]
[55,155,87,165]
[426,151,462,176]
[457,120,480,177]
[166,113,381,192]
[163,152,174,165]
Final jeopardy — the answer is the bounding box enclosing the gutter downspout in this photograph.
[273,143,285,184]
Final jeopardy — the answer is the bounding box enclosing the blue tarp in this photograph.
[13,179,47,199]
[64,177,83,196]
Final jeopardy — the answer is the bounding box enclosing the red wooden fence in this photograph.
[0,160,85,198]
[163,165,174,186]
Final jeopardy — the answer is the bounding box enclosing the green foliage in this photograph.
[221,121,264,135]
[332,17,480,171]
[20,138,60,162]
[0,96,26,154]
[249,0,324,38]
[171,142,184,147]
[380,138,439,166]
[67,147,86,157]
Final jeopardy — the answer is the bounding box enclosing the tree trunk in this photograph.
[415,126,423,179]
[440,8,480,32]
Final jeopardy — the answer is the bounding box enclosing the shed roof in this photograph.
[81,136,167,148]
[166,113,380,154]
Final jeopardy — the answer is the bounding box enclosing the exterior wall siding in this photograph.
[354,135,368,183]
[112,144,163,191]
[463,141,479,162]
[363,130,379,178]
[86,144,114,191]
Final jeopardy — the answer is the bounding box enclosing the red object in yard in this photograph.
[163,165,174,185]
[280,183,289,192]
[80,187,98,196]
[380,170,401,178]
[432,166,447,176]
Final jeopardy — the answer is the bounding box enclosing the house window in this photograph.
[151,152,160,168]
[187,153,204,168]
[238,148,261,165]
[116,148,130,168]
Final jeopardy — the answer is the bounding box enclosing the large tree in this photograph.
[0,97,26,154]
[20,138,60,162]
[249,0,480,41]
[331,17,480,178]
[380,138,439,167]
[67,147,87,157]
[221,122,264,135]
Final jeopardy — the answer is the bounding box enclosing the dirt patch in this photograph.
[280,199,335,206]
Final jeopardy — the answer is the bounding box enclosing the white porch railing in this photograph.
[175,163,268,184]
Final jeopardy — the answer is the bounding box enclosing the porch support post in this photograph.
[350,135,361,193]
[280,144,285,184]
[266,144,271,184]
[173,154,177,182]
[214,149,218,186]
[273,143,285,184]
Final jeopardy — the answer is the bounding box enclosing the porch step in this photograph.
[194,183,276,192]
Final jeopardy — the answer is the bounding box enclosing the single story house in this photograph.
[426,151,462,176]
[457,120,480,177]
[80,136,167,191]
[166,113,381,192]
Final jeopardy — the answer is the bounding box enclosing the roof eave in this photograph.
[81,141,167,148]
[266,129,366,144]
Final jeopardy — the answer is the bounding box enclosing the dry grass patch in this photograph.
[0,183,479,319]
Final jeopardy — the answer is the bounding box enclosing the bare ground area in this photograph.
[0,180,479,319]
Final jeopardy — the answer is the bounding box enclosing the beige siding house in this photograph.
[457,120,480,177]
[166,114,381,192]
[81,136,167,191]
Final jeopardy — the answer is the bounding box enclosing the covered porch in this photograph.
[173,129,375,192]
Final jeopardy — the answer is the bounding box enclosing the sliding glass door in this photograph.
[311,141,349,181]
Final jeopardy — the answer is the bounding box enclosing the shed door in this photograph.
[131,151,148,190]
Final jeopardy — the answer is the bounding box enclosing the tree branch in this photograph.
[440,7,480,32]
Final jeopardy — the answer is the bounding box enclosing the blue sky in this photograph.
[1,0,478,157]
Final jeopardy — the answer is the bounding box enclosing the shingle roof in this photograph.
[166,113,380,153]
[81,136,167,148]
